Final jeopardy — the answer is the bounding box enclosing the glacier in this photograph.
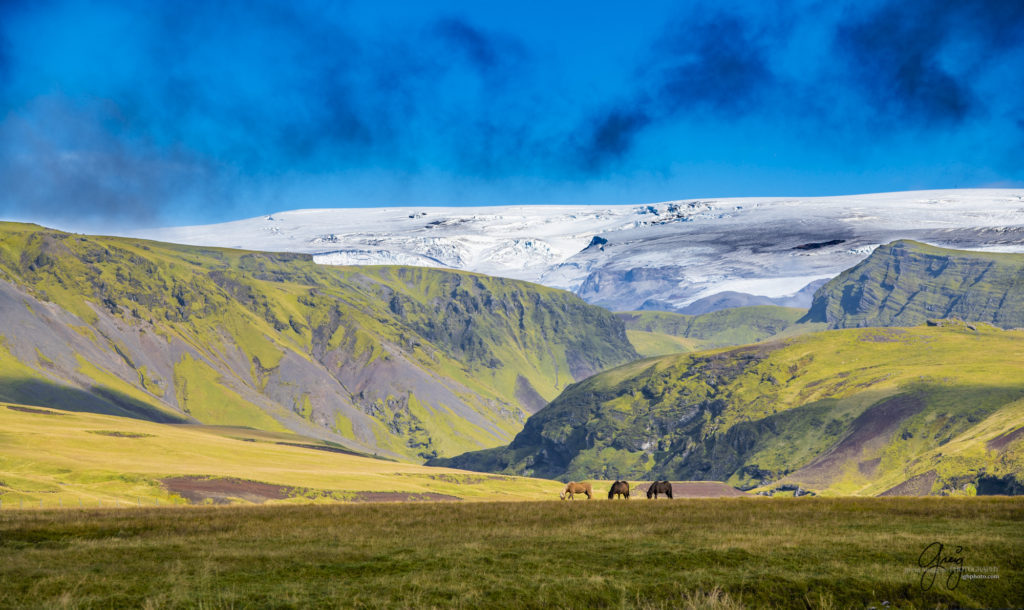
[130,189,1024,312]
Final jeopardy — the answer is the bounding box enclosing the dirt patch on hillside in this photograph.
[275,442,365,457]
[88,430,155,438]
[879,470,938,497]
[789,393,925,488]
[514,375,548,413]
[987,427,1024,452]
[161,476,463,504]
[347,492,461,502]
[633,482,747,498]
[858,457,881,477]
[161,476,293,505]
[6,405,66,415]
[858,329,909,343]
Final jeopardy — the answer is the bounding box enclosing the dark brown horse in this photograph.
[646,481,673,499]
[560,482,592,500]
[608,480,630,499]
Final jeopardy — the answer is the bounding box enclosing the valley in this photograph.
[1,220,1023,505]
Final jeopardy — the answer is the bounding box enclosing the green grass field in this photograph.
[0,402,559,506]
[0,498,1020,608]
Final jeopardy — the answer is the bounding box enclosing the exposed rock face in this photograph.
[803,240,1024,329]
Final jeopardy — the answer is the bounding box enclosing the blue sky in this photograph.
[1,0,1022,230]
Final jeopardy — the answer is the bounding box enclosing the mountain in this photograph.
[804,240,1024,329]
[431,322,1024,496]
[617,306,823,357]
[670,279,828,315]
[129,189,1024,313]
[0,222,636,460]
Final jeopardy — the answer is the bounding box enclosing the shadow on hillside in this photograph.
[0,378,186,423]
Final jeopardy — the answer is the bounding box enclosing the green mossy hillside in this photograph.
[434,322,1024,496]
[805,240,1024,328]
[618,306,822,356]
[0,222,637,461]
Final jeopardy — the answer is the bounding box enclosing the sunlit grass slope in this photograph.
[0,402,560,506]
[438,322,1024,496]
[618,306,823,356]
[0,222,636,460]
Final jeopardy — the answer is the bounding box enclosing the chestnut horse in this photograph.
[560,482,592,500]
[646,480,673,499]
[608,480,630,499]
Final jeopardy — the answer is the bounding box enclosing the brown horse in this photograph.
[608,480,630,499]
[560,482,592,500]
[646,480,673,499]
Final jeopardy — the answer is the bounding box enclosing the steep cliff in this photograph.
[803,240,1024,329]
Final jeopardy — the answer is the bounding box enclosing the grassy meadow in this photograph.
[0,402,559,506]
[0,498,1021,608]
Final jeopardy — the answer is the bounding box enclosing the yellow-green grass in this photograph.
[585,322,1024,434]
[618,307,824,357]
[626,329,702,357]
[458,322,1024,493]
[0,403,560,507]
[0,498,1020,608]
[0,223,637,460]
[171,353,288,431]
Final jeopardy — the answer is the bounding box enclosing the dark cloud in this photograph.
[569,10,777,172]
[835,3,972,125]
[570,0,1024,172]
[952,0,1024,54]
[653,12,776,117]
[834,0,1024,127]
[573,108,651,172]
[433,18,520,72]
